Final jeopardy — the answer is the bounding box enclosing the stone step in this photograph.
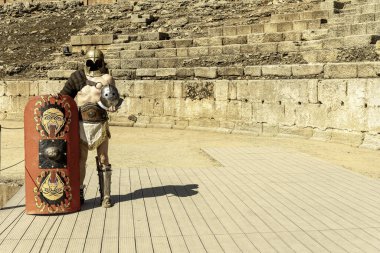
[106,62,380,80]
[344,3,380,14]
[270,10,334,22]
[328,21,380,36]
[49,61,380,80]
[105,35,379,61]
[208,19,327,37]
[328,12,380,24]
[114,32,170,43]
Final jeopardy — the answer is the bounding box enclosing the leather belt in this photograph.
[79,103,108,123]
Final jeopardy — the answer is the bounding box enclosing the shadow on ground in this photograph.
[81,184,199,211]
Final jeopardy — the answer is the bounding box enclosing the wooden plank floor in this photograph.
[1,147,380,253]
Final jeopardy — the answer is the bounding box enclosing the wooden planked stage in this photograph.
[1,147,380,252]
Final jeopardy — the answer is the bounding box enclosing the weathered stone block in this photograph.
[241,101,253,120]
[5,81,32,96]
[279,126,313,138]
[236,25,252,35]
[367,79,380,106]
[311,129,332,141]
[222,36,247,45]
[264,23,278,33]
[226,100,242,120]
[174,120,189,129]
[208,27,223,37]
[322,38,343,49]
[136,68,156,77]
[240,44,257,53]
[140,41,161,50]
[70,36,81,46]
[153,99,164,116]
[251,24,264,33]
[194,67,218,79]
[120,50,137,58]
[346,79,367,107]
[256,42,278,53]
[262,124,279,136]
[176,48,188,57]
[302,29,328,41]
[317,79,347,107]
[277,41,299,52]
[106,59,120,69]
[291,20,308,31]
[30,81,39,96]
[208,46,223,56]
[223,26,237,36]
[157,58,178,68]
[81,36,92,45]
[292,64,323,77]
[222,45,241,55]
[121,59,141,69]
[300,41,323,51]
[135,50,155,58]
[358,62,380,77]
[247,34,264,44]
[47,70,73,80]
[228,81,237,100]
[214,80,229,101]
[368,106,380,132]
[156,68,176,77]
[141,59,158,68]
[366,21,380,34]
[193,38,211,46]
[217,67,244,76]
[173,81,184,98]
[38,80,64,95]
[176,68,194,77]
[188,47,209,57]
[236,80,249,100]
[324,63,358,78]
[351,24,367,35]
[115,80,134,97]
[175,39,193,48]
[234,122,262,134]
[330,130,364,147]
[295,104,328,129]
[161,40,176,48]
[277,22,293,32]
[284,31,302,41]
[360,134,380,150]
[111,69,136,79]
[163,99,178,116]
[262,65,292,77]
[307,20,322,30]
[155,49,176,58]
[244,66,262,77]
[214,101,227,119]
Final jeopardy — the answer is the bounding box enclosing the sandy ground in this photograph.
[0,120,379,182]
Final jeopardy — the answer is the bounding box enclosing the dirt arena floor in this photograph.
[0,120,379,182]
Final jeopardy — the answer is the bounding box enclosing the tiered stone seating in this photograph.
[45,0,380,149]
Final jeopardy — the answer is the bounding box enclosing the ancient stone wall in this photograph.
[1,78,379,149]
[0,0,113,5]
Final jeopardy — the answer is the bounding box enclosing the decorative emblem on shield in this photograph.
[25,95,80,214]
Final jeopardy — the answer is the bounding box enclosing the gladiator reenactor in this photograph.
[59,49,122,208]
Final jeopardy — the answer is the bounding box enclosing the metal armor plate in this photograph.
[24,95,80,214]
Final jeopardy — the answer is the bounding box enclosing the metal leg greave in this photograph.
[101,166,112,208]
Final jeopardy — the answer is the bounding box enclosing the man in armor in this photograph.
[60,49,121,208]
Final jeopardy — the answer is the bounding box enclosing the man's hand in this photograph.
[108,105,117,112]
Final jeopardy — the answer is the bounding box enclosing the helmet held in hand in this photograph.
[98,85,123,110]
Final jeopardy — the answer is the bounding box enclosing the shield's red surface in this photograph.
[24,95,80,214]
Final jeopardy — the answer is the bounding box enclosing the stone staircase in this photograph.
[45,0,380,149]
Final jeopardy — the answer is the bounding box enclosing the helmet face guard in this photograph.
[84,49,105,77]
[97,85,123,110]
